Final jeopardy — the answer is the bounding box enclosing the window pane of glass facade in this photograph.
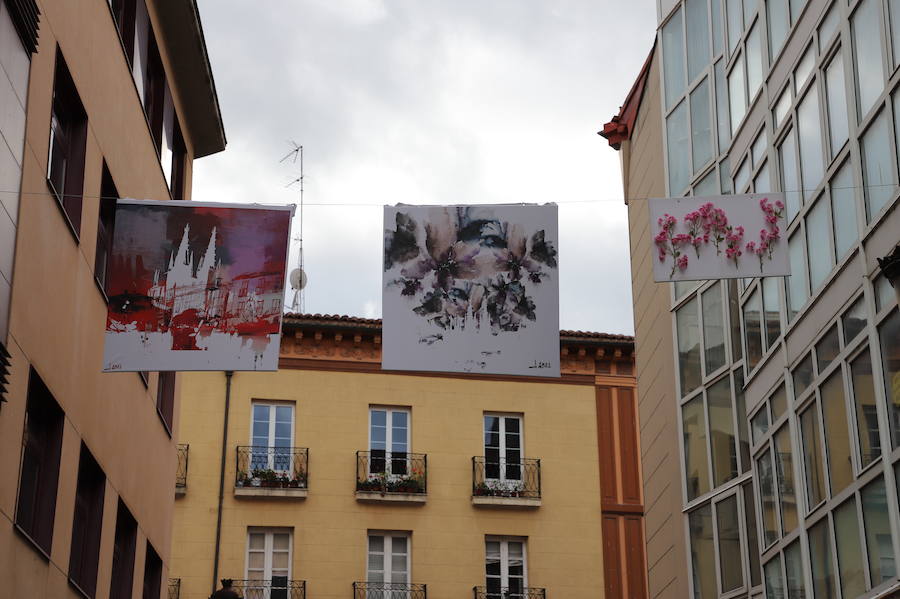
[695,167,718,195]
[768,0,790,57]
[879,310,900,448]
[708,377,737,487]
[875,274,896,313]
[691,78,714,173]
[852,0,885,118]
[793,353,814,397]
[780,131,802,221]
[711,0,724,56]
[727,0,742,53]
[688,505,717,598]
[757,449,779,547]
[744,288,763,369]
[862,476,897,584]
[800,405,826,508]
[842,296,867,344]
[755,161,771,192]
[891,0,900,67]
[787,230,808,318]
[735,370,751,472]
[735,157,750,192]
[771,384,787,422]
[686,0,710,81]
[747,21,763,97]
[764,557,786,599]
[668,101,691,195]
[729,54,747,134]
[663,8,687,109]
[829,160,858,260]
[784,540,806,599]
[751,404,769,445]
[795,45,814,94]
[806,194,834,289]
[798,82,825,201]
[834,498,866,598]
[763,276,781,347]
[822,370,853,495]
[860,110,896,220]
[715,61,730,153]
[851,349,880,467]
[824,52,849,159]
[815,325,840,374]
[775,86,791,128]
[683,396,711,500]
[743,482,762,586]
[808,518,837,599]
[678,296,702,396]
[775,424,798,534]
[819,3,838,46]
[716,495,744,591]
[703,283,726,374]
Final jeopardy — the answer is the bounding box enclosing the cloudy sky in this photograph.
[192,0,657,335]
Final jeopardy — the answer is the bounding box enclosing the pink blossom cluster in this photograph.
[725,226,745,266]
[655,214,691,277]
[745,197,785,271]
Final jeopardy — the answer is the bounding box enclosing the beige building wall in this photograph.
[0,1,222,598]
[618,50,689,599]
[171,318,641,599]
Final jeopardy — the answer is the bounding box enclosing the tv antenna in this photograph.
[283,141,306,313]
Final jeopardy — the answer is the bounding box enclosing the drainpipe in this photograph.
[212,370,233,595]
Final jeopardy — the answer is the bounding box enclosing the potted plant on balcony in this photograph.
[288,473,307,488]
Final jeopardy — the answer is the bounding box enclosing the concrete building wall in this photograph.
[0,1,221,598]
[618,50,687,599]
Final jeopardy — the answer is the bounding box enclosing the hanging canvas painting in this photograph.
[102,199,293,372]
[382,204,560,377]
[649,193,790,282]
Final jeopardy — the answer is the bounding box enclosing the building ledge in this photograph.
[471,496,541,508]
[355,491,426,504]
[234,487,308,499]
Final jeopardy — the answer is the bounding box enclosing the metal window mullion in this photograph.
[703,387,716,496]
[825,510,845,599]
[698,286,709,380]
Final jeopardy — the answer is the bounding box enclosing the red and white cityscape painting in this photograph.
[102,200,293,372]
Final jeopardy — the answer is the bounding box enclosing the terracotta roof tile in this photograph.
[282,313,633,344]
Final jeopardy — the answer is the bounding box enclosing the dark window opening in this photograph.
[141,542,162,599]
[47,48,87,237]
[144,35,166,155]
[69,444,106,597]
[15,367,64,556]
[110,0,136,66]
[109,500,137,599]
[170,119,186,200]
[95,163,118,292]
[156,372,175,433]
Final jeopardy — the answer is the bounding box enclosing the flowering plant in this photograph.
[654,197,785,276]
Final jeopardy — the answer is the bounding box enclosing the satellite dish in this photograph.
[289,268,307,290]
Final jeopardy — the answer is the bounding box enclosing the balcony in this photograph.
[353,582,427,598]
[168,578,180,599]
[234,446,309,499]
[355,451,427,504]
[175,444,188,497]
[471,457,541,507]
[231,579,306,599]
[472,587,546,599]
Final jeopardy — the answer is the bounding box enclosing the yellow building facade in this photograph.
[171,314,643,599]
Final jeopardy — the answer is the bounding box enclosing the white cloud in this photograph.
[193,0,656,335]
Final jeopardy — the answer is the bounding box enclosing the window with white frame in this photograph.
[484,414,522,483]
[369,407,409,476]
[485,538,527,597]
[367,532,409,584]
[246,529,292,593]
[250,402,294,472]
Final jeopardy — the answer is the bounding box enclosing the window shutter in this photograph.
[5,0,40,54]
[0,341,10,404]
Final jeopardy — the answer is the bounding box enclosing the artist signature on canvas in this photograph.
[528,360,552,369]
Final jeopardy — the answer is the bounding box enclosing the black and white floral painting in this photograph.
[382,204,560,376]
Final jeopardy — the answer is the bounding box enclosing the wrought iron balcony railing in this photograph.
[472,586,546,599]
[231,578,306,599]
[472,457,541,499]
[167,578,180,599]
[176,444,189,490]
[353,581,427,599]
[356,451,427,495]
[236,446,309,489]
